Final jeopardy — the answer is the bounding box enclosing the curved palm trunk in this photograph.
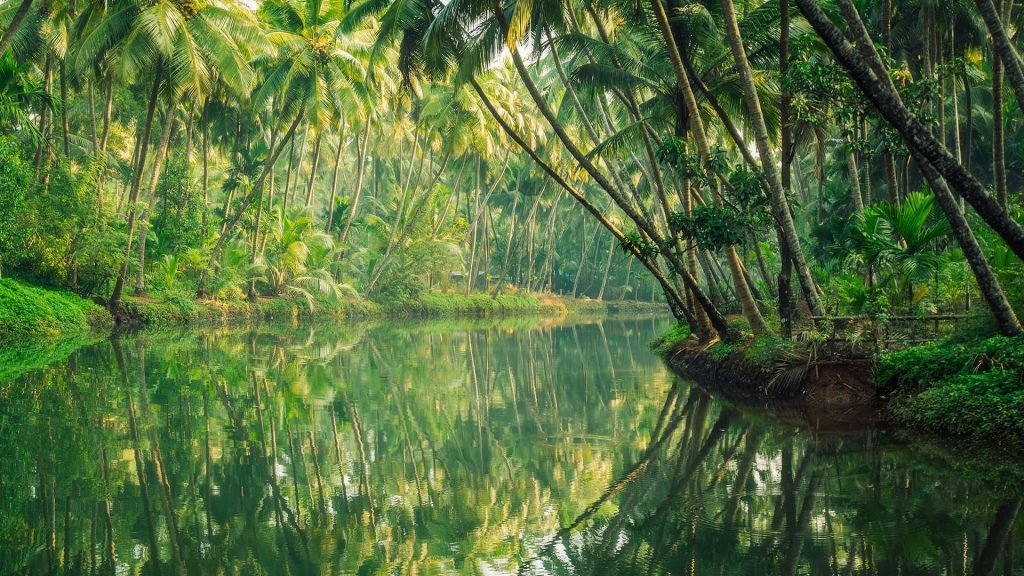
[338,123,371,256]
[470,79,694,325]
[975,0,1024,111]
[654,0,770,334]
[95,81,114,216]
[495,4,725,334]
[720,0,824,317]
[110,64,163,314]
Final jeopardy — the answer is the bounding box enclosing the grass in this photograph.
[0,278,112,347]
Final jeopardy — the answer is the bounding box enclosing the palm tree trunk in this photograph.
[993,0,1008,208]
[0,0,33,55]
[912,148,1021,335]
[325,128,346,232]
[597,237,615,300]
[135,110,176,296]
[96,80,114,215]
[471,79,694,324]
[304,132,322,209]
[797,0,1024,263]
[975,0,1024,111]
[338,122,371,256]
[721,0,824,316]
[110,63,163,314]
[197,111,304,297]
[654,0,768,334]
[59,60,70,157]
[847,145,864,213]
[779,0,795,337]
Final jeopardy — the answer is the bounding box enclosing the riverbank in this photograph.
[656,324,1024,451]
[0,278,666,346]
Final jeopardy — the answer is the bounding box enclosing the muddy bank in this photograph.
[663,339,879,430]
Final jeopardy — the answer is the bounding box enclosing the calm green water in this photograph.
[1,315,1022,575]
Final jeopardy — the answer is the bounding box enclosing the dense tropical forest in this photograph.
[0,0,1021,339]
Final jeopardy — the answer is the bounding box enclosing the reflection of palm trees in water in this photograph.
[4,320,1022,575]
[522,383,1024,576]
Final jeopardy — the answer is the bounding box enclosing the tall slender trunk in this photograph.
[993,0,1008,207]
[59,60,70,157]
[654,0,767,335]
[304,132,323,209]
[135,109,177,296]
[721,0,824,316]
[96,80,114,215]
[847,144,864,213]
[201,98,210,229]
[338,123,371,256]
[470,79,693,322]
[779,0,795,337]
[110,63,164,314]
[326,127,346,232]
[496,8,724,334]
[597,237,615,300]
[975,0,1024,112]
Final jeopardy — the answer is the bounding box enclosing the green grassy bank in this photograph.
[1,279,666,343]
[0,279,114,382]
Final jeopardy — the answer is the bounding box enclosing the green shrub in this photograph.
[707,342,737,362]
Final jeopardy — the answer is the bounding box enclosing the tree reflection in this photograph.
[0,316,672,574]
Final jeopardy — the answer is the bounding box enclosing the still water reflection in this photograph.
[0,315,1021,575]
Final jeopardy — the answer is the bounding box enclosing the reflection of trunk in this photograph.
[113,341,162,575]
[329,407,350,512]
[972,498,1022,576]
[722,430,762,527]
[781,468,821,576]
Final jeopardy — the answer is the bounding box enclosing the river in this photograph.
[1,315,1021,575]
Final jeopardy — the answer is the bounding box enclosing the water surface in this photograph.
[1,315,1021,575]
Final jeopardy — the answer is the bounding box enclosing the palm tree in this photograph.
[196,0,366,296]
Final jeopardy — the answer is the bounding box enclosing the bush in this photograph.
[881,334,1024,447]
[892,370,1024,448]
[0,137,33,276]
